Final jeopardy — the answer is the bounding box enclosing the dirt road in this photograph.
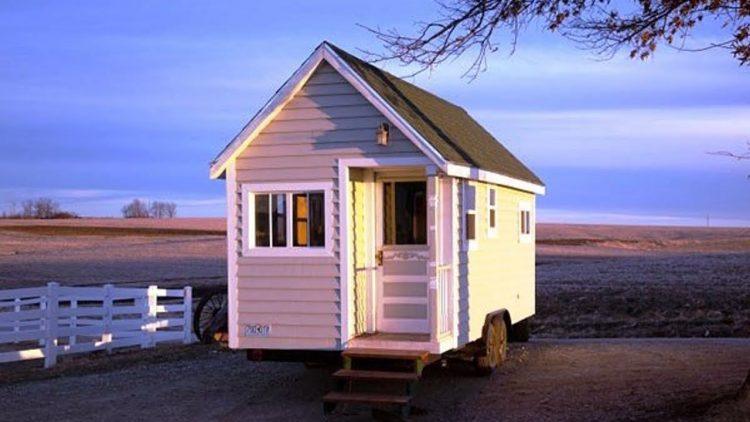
[1,338,748,421]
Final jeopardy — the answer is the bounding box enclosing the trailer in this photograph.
[208,41,545,416]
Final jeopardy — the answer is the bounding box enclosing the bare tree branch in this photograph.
[361,0,750,78]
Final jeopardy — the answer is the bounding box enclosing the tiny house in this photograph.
[210,42,545,374]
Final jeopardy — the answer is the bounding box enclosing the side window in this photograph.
[464,182,477,249]
[519,202,533,243]
[487,188,497,237]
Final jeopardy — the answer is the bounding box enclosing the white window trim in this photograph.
[241,181,334,258]
[462,181,478,251]
[519,201,533,244]
[487,187,498,238]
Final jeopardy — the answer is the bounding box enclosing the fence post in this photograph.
[69,299,77,347]
[145,285,158,348]
[102,284,113,354]
[182,286,193,344]
[44,282,59,369]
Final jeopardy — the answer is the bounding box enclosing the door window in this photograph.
[383,181,427,245]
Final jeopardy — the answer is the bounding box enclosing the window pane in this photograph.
[386,181,426,245]
[272,194,286,247]
[489,209,496,228]
[525,211,531,234]
[293,194,308,247]
[254,194,270,247]
[465,184,476,210]
[466,213,476,240]
[308,192,325,247]
[489,189,496,206]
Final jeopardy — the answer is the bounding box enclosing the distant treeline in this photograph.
[121,199,177,219]
[0,198,78,219]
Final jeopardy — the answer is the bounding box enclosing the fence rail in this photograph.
[0,283,193,368]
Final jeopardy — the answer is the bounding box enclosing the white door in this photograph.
[376,180,429,334]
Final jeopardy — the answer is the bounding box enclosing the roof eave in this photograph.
[446,163,546,195]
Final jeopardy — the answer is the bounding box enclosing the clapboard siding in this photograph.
[233,60,425,350]
[464,182,536,342]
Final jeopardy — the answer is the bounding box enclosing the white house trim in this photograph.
[240,181,334,258]
[337,156,432,345]
[446,164,546,195]
[210,42,447,180]
[225,161,239,349]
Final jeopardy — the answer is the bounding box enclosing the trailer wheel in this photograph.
[475,316,507,375]
[193,292,227,344]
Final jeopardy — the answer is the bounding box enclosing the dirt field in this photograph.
[0,218,226,289]
[0,339,748,421]
[1,218,748,339]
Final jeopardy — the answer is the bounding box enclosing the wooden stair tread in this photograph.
[323,391,410,406]
[342,348,430,361]
[332,369,419,381]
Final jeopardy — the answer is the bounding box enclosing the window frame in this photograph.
[462,181,478,251]
[519,201,533,244]
[487,187,498,238]
[241,182,333,257]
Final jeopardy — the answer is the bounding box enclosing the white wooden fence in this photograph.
[0,283,193,368]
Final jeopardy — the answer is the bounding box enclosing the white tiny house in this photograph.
[210,42,545,375]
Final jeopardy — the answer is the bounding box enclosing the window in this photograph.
[519,202,533,243]
[242,182,331,256]
[383,181,426,245]
[464,182,477,249]
[487,188,497,237]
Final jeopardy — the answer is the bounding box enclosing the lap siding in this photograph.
[231,61,426,350]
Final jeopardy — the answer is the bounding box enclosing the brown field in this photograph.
[1,218,748,338]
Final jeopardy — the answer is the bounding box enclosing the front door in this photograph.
[377,180,429,333]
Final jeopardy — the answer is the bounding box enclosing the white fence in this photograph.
[0,283,193,368]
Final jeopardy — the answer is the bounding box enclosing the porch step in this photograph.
[323,391,411,406]
[342,348,430,362]
[333,369,420,382]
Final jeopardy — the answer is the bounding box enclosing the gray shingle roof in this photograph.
[328,43,544,187]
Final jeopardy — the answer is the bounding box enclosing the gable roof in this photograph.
[210,42,544,193]
[326,44,543,187]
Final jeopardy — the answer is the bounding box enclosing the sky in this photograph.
[1,1,748,226]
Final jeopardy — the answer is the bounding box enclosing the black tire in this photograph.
[193,292,227,344]
[475,315,508,375]
[510,317,532,342]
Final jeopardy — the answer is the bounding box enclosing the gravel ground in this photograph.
[0,339,748,421]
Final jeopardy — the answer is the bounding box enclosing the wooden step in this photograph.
[322,391,410,406]
[342,348,430,361]
[332,369,419,382]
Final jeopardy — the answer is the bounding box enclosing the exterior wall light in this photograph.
[376,122,390,146]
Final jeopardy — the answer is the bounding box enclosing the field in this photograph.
[1,218,749,339]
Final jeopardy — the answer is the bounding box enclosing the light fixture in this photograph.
[376,122,390,146]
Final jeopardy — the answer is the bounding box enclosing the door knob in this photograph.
[375,250,383,266]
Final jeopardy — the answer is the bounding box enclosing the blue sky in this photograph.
[1,1,748,226]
